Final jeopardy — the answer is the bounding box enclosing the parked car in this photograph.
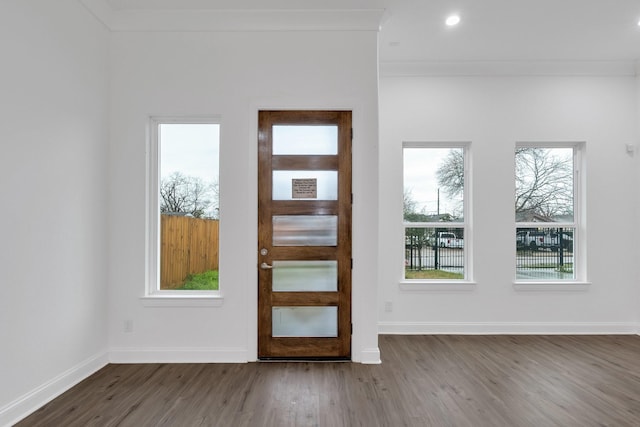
[436,232,464,248]
[516,231,547,249]
[516,230,572,251]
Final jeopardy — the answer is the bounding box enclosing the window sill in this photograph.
[513,282,591,292]
[140,293,224,307]
[399,281,477,292]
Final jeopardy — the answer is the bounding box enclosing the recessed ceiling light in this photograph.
[446,15,461,26]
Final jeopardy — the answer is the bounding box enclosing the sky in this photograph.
[403,147,463,218]
[158,125,465,218]
[160,123,220,183]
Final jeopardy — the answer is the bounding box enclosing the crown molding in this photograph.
[380,60,639,77]
[79,0,114,29]
[79,0,383,32]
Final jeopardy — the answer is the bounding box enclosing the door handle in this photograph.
[260,262,273,270]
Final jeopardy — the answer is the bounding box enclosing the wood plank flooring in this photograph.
[16,335,640,426]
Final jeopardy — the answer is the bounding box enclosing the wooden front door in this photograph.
[258,110,352,360]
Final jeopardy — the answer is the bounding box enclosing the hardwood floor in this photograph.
[16,335,640,426]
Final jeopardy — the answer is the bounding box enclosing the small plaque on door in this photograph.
[292,178,317,199]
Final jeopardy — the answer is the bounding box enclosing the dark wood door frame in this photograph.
[258,110,352,360]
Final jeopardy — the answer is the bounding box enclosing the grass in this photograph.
[176,270,219,290]
[555,264,574,273]
[405,269,464,280]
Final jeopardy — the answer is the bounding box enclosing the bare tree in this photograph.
[515,148,573,219]
[160,172,218,219]
[436,149,464,200]
[436,147,572,219]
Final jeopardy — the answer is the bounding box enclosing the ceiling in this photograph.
[94,0,640,64]
[378,0,640,63]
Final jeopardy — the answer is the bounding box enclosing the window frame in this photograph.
[514,141,586,285]
[144,117,223,304]
[400,141,473,286]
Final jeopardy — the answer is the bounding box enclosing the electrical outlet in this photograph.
[124,319,133,333]
[384,301,393,312]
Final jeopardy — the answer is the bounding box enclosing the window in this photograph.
[148,119,220,295]
[403,143,469,281]
[515,143,582,282]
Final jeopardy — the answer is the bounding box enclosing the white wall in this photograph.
[637,66,640,327]
[108,30,380,362]
[379,73,640,334]
[0,1,110,424]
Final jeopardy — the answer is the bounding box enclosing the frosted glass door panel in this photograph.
[273,171,338,200]
[272,261,338,292]
[272,125,338,155]
[272,306,338,337]
[273,216,337,246]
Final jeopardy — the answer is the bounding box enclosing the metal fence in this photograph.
[405,227,464,278]
[404,226,574,280]
[405,246,464,271]
[516,226,574,279]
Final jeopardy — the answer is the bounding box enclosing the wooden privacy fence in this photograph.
[161,214,219,289]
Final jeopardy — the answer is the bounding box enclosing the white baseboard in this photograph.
[359,347,382,364]
[109,347,248,363]
[0,351,108,427]
[378,321,640,335]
